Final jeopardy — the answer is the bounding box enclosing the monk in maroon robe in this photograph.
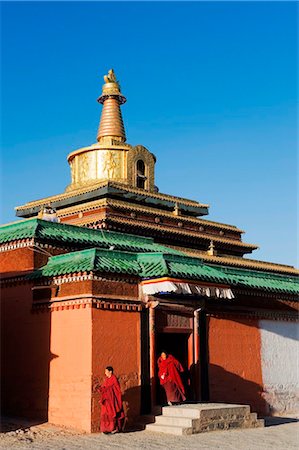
[98,366,125,433]
[157,352,186,405]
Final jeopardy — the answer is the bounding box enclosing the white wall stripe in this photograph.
[260,320,299,415]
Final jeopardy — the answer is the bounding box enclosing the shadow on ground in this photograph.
[0,416,48,433]
[264,416,299,427]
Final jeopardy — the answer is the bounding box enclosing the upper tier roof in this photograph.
[15,181,209,218]
[0,217,181,255]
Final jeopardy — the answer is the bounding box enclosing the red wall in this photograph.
[48,305,92,432]
[208,316,267,415]
[0,248,34,274]
[1,283,51,421]
[1,242,142,432]
[91,309,141,431]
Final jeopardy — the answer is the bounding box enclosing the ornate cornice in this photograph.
[106,199,241,231]
[32,296,142,313]
[57,198,107,218]
[15,181,208,213]
[0,238,35,252]
[208,309,298,322]
[15,181,110,211]
[104,216,258,250]
[232,287,299,301]
[58,197,242,232]
[169,246,299,275]
[51,272,137,285]
[1,275,34,287]
[0,239,75,255]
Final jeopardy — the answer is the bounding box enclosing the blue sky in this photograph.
[1,2,297,266]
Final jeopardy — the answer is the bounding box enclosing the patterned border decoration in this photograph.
[32,297,142,313]
[208,310,298,322]
[105,216,258,249]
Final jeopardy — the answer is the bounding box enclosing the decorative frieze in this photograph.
[208,310,298,322]
[32,296,142,313]
[0,240,70,254]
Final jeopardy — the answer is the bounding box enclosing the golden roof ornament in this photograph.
[173,202,180,216]
[37,204,59,222]
[207,240,217,256]
[104,69,117,84]
[98,68,126,104]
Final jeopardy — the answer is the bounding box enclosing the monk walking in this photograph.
[98,366,125,434]
[157,352,186,405]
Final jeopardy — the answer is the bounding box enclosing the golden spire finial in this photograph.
[207,240,217,256]
[103,69,117,84]
[97,69,127,142]
[173,202,180,216]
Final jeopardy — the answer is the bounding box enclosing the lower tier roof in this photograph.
[1,218,298,295]
[29,247,299,296]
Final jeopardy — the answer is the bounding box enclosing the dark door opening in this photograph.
[156,332,191,404]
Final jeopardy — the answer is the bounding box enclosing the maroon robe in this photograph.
[98,374,125,432]
[158,355,186,403]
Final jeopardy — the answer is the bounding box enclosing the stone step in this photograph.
[155,415,196,428]
[249,414,265,428]
[162,403,251,419]
[256,419,265,427]
[144,403,264,435]
[146,422,193,436]
[197,417,263,433]
[249,412,264,426]
[155,415,263,433]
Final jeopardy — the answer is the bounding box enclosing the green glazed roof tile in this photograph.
[137,253,169,278]
[2,219,298,296]
[29,248,299,296]
[0,218,182,255]
[30,248,140,279]
[216,266,299,295]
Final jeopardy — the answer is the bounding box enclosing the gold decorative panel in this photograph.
[67,148,128,191]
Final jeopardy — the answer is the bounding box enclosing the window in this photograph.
[136,159,146,189]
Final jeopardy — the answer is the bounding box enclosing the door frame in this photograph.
[148,303,207,410]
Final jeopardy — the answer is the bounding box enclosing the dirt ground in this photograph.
[0,416,298,450]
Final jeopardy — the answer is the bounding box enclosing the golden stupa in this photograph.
[15,69,263,261]
[66,69,156,192]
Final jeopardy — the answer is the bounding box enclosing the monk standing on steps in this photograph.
[98,366,125,434]
[157,352,186,405]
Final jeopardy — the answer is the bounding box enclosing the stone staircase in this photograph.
[145,403,264,435]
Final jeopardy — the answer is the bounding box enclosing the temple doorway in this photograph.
[156,332,191,404]
[156,332,189,369]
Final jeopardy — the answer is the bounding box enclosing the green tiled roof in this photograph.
[218,266,299,295]
[31,248,140,278]
[2,219,298,295]
[30,249,233,285]
[0,218,181,255]
[137,253,231,284]
[29,248,299,295]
